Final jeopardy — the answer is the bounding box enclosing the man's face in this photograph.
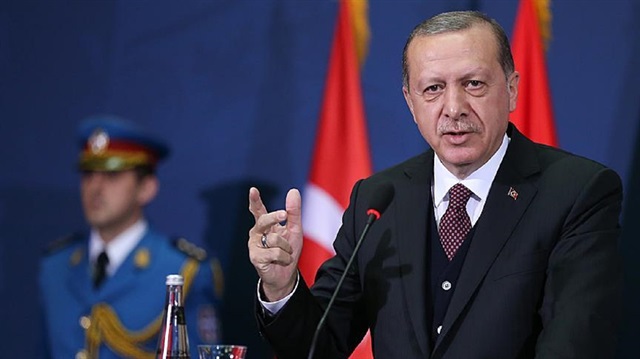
[403,24,519,178]
[80,170,156,235]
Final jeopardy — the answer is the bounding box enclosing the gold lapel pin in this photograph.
[134,248,150,269]
[69,248,84,267]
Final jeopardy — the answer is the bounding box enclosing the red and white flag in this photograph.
[300,0,373,357]
[511,0,558,146]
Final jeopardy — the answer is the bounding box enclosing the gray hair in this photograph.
[401,11,514,89]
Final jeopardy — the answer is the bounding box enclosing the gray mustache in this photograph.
[437,120,480,134]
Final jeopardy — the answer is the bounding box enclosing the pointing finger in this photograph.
[248,187,267,221]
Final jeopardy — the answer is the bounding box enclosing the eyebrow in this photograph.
[458,67,490,80]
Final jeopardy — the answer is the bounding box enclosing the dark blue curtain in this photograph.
[2,1,639,357]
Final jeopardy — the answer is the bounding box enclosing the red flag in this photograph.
[510,0,558,147]
[300,0,373,357]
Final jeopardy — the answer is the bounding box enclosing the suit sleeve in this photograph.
[535,167,623,358]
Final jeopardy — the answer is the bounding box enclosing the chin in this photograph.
[441,149,479,166]
[86,215,109,228]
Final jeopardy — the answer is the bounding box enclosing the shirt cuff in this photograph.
[256,272,300,316]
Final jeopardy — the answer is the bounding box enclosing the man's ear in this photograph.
[508,71,520,112]
[138,175,159,206]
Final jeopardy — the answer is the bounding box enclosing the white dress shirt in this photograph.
[433,134,510,227]
[89,219,148,277]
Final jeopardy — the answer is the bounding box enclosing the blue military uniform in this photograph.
[38,116,223,359]
[40,230,222,359]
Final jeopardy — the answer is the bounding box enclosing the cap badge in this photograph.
[88,128,109,154]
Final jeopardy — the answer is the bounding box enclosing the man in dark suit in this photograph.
[247,11,622,358]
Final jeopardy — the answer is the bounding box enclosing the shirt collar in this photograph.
[89,219,148,274]
[433,134,510,206]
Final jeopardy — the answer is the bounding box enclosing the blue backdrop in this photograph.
[1,0,639,358]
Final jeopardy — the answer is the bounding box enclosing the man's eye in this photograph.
[466,80,483,88]
[424,84,442,93]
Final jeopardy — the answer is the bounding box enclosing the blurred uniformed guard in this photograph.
[38,115,223,359]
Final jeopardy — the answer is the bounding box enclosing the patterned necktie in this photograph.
[93,251,109,288]
[439,183,473,260]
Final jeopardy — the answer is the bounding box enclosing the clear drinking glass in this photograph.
[198,345,247,359]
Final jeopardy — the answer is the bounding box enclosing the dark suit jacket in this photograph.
[257,124,623,359]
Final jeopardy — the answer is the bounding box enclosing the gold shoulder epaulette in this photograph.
[172,237,207,261]
[43,232,82,255]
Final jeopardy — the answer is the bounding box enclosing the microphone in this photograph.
[307,182,395,359]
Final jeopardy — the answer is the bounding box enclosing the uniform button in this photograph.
[79,316,91,329]
[437,325,442,334]
[441,281,452,291]
[76,350,88,359]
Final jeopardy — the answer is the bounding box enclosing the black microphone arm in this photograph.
[307,182,394,359]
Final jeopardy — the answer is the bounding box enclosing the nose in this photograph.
[443,86,468,120]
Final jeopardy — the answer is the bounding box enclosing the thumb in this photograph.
[285,188,302,235]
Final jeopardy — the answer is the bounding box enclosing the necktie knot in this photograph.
[448,183,473,208]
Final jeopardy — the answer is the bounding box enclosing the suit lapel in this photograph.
[67,241,94,305]
[97,230,157,302]
[435,126,541,350]
[395,152,433,356]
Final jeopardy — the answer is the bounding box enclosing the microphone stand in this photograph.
[306,214,377,359]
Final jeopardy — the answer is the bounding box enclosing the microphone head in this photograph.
[366,182,395,220]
